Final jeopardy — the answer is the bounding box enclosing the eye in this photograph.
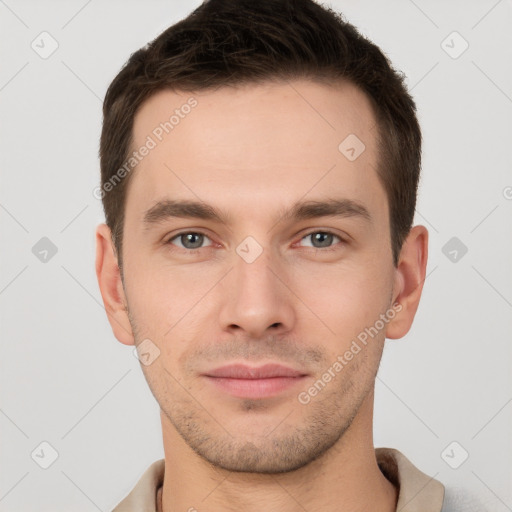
[298,231,343,249]
[167,232,213,250]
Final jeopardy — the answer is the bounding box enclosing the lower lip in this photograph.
[203,375,307,399]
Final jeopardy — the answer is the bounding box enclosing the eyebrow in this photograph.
[278,198,371,224]
[142,197,371,229]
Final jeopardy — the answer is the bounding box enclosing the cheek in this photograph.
[293,259,393,338]
[123,257,221,366]
[123,250,211,325]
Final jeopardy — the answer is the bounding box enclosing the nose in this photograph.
[218,246,296,339]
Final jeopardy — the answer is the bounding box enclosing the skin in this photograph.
[96,79,428,512]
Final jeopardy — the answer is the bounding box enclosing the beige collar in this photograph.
[113,448,444,512]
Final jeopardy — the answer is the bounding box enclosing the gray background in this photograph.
[1,0,511,510]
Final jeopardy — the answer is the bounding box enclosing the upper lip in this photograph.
[204,363,306,379]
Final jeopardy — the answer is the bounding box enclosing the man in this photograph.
[95,0,472,510]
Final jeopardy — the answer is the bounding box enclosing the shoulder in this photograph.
[441,486,502,512]
[376,448,502,512]
[111,459,165,512]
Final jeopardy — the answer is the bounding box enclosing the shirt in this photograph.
[112,447,447,511]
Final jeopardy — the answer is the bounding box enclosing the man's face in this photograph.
[120,79,399,473]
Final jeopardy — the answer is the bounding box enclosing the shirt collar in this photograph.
[113,448,444,512]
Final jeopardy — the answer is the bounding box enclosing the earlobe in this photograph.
[95,223,134,345]
[386,225,429,340]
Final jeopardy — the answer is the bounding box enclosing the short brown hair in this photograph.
[99,0,421,268]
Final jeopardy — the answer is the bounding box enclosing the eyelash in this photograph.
[165,230,345,252]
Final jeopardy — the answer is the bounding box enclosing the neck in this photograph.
[159,390,397,512]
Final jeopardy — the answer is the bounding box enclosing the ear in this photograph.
[385,225,428,339]
[95,223,134,345]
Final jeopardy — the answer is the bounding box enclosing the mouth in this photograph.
[202,363,309,399]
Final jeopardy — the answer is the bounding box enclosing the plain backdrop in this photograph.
[1,0,511,510]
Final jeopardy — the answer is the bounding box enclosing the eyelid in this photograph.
[300,226,348,240]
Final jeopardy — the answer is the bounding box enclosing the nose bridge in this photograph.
[235,243,275,299]
[219,239,295,336]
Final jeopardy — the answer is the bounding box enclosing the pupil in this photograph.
[183,233,203,249]
[313,232,332,247]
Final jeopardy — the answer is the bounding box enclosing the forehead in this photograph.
[127,79,385,224]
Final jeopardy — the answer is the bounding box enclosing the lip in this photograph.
[202,364,308,399]
[205,363,306,379]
